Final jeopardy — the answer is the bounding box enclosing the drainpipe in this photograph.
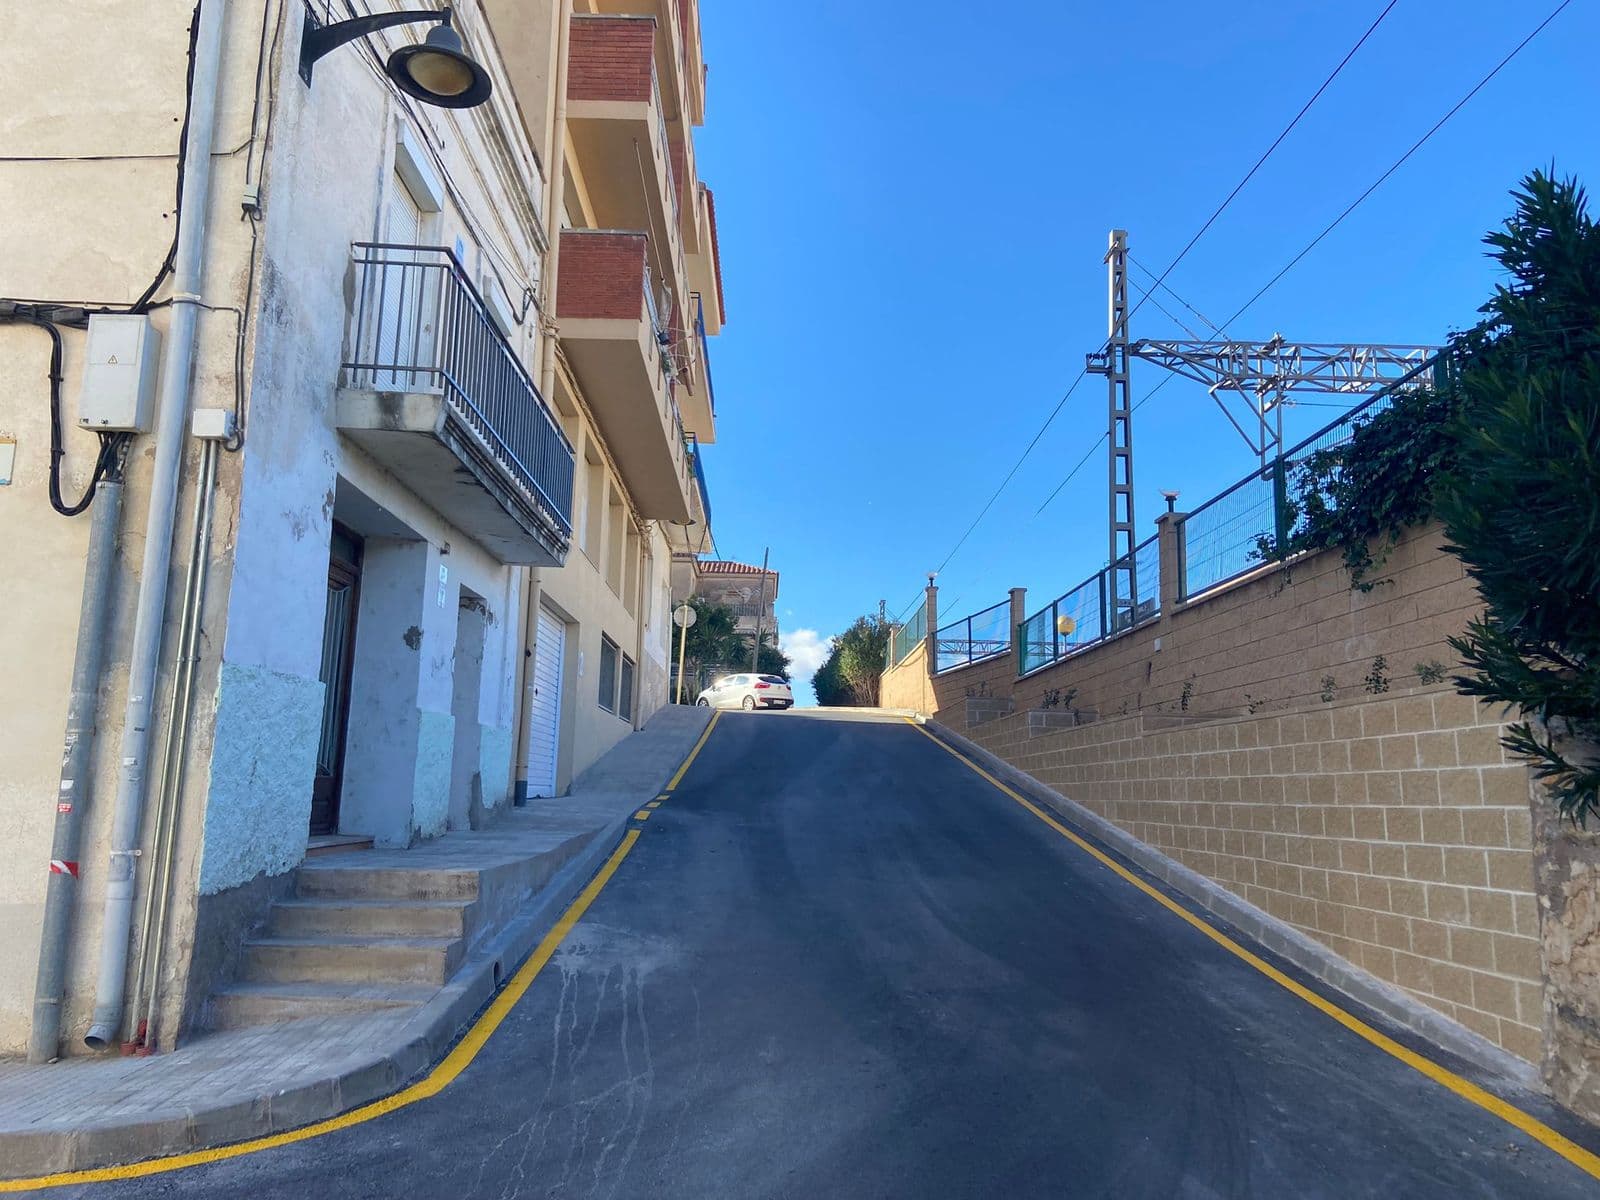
[27,469,126,1063]
[84,0,229,1050]
[514,0,573,794]
[130,436,221,1051]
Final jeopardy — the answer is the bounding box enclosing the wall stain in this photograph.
[403,625,423,651]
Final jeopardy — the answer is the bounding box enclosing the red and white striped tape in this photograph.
[49,860,79,878]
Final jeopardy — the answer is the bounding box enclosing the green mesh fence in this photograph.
[1018,533,1159,675]
[934,599,1011,673]
[887,595,927,668]
[1179,360,1432,599]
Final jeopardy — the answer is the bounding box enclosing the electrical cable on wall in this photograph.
[0,0,202,322]
[13,316,131,516]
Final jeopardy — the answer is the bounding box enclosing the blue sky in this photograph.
[693,0,1600,701]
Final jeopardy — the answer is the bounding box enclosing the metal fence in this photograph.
[1017,533,1160,675]
[346,243,574,537]
[887,594,928,668]
[934,599,1012,674]
[1177,357,1438,600]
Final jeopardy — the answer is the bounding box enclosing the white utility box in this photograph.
[78,314,160,432]
[190,408,236,441]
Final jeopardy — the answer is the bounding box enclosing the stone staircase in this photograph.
[206,818,598,1031]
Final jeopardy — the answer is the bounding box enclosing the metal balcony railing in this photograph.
[686,432,711,529]
[652,67,680,228]
[693,291,716,417]
[344,243,574,537]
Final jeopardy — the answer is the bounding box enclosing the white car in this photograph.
[697,673,794,710]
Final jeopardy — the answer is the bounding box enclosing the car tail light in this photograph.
[754,682,770,689]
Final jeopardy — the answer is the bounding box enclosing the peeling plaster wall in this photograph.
[198,664,324,894]
[413,710,457,842]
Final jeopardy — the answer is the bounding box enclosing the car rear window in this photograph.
[759,675,788,684]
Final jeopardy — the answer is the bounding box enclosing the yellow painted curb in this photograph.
[3,709,727,1192]
[906,717,1600,1182]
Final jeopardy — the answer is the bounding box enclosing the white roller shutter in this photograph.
[525,607,565,798]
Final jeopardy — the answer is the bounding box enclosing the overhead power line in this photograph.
[1129,255,1223,335]
[932,366,1091,575]
[1037,0,1572,520]
[1219,0,1574,330]
[1027,3,1397,528]
[1034,375,1176,516]
[1129,0,1400,326]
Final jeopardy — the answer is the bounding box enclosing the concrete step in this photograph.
[295,865,481,901]
[208,981,434,1030]
[240,934,465,986]
[269,898,476,939]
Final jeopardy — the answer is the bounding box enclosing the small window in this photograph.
[758,675,787,684]
[597,635,619,712]
[619,655,636,720]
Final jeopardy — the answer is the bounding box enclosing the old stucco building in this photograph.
[0,0,723,1059]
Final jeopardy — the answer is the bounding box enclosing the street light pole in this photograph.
[748,546,769,673]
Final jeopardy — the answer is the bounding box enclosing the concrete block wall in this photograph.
[884,525,1478,726]
[881,522,1546,1062]
[964,695,1541,1062]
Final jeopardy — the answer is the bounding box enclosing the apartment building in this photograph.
[0,0,723,1060]
[695,560,779,642]
[490,0,722,798]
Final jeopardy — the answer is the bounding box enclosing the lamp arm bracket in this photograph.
[300,5,452,84]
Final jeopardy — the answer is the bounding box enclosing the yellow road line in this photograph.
[905,717,1600,1182]
[665,709,721,791]
[645,801,662,810]
[634,810,651,820]
[2,828,644,1193]
[2,709,729,1192]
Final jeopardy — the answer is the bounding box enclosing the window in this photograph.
[582,446,604,563]
[597,635,619,712]
[619,655,636,721]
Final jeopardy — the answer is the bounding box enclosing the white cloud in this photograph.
[779,628,833,707]
[781,628,832,675]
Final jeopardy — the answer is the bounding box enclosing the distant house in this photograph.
[695,560,780,642]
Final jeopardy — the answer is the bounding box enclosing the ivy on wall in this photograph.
[1260,170,1599,823]
[1263,383,1464,590]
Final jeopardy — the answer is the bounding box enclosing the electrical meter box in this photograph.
[78,314,161,432]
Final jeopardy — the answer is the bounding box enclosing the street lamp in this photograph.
[299,5,492,109]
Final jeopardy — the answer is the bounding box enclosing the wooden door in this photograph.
[311,525,363,836]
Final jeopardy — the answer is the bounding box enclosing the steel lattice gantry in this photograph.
[1085,229,1438,620]
[1129,336,1436,465]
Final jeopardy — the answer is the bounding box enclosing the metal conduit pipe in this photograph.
[27,469,128,1063]
[85,0,230,1051]
[128,437,219,1051]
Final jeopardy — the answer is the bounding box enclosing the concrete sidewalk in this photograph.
[0,705,712,1180]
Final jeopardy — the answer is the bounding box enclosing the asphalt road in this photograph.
[33,711,1600,1198]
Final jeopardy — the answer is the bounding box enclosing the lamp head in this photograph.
[387,18,492,108]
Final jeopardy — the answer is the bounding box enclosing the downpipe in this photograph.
[85,0,230,1051]
[127,438,219,1053]
[27,467,127,1063]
